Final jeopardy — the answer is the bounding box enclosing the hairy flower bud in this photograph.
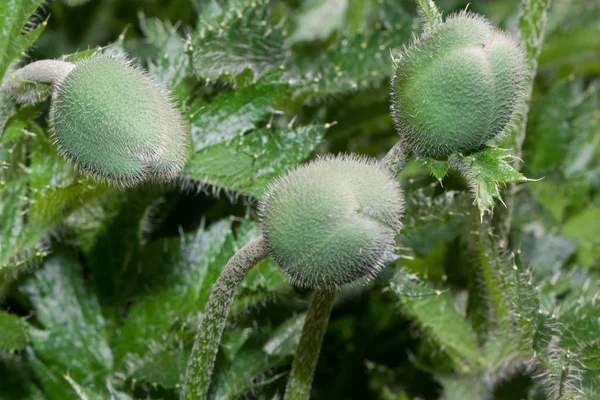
[259,155,403,289]
[50,56,188,185]
[391,12,527,158]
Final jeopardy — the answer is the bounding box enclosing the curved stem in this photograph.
[382,141,409,177]
[284,289,336,400]
[182,236,269,400]
[1,60,75,105]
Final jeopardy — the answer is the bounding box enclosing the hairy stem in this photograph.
[382,141,409,177]
[182,236,269,400]
[495,0,551,243]
[1,60,75,105]
[284,289,336,400]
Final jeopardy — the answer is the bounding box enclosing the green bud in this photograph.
[391,12,527,158]
[259,155,403,289]
[50,56,188,186]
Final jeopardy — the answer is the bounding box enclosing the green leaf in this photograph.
[389,269,482,369]
[416,0,443,28]
[399,186,471,256]
[192,0,287,83]
[0,358,46,400]
[263,313,306,357]
[289,0,348,43]
[184,125,327,198]
[210,313,304,399]
[138,14,191,102]
[188,81,288,152]
[437,375,488,400]
[128,348,189,390]
[501,0,551,157]
[0,311,29,351]
[0,0,46,82]
[17,250,113,397]
[64,375,132,400]
[114,219,232,362]
[561,206,600,267]
[295,27,413,97]
[423,158,449,181]
[449,147,528,216]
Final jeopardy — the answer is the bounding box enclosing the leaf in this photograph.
[501,0,551,157]
[399,186,471,256]
[294,27,413,97]
[128,348,189,390]
[114,219,232,362]
[0,358,46,400]
[449,147,528,216]
[561,206,600,268]
[263,313,306,357]
[288,0,348,43]
[209,313,304,399]
[437,375,488,400]
[423,158,449,181]
[389,269,482,369]
[0,0,46,82]
[525,79,585,178]
[184,125,327,198]
[188,81,288,151]
[192,0,287,83]
[17,249,114,397]
[138,14,191,102]
[0,311,29,351]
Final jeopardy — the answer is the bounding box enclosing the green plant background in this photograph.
[1,0,599,399]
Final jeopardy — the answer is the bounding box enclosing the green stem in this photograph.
[382,141,409,177]
[416,0,443,28]
[182,236,269,400]
[284,289,336,400]
[1,60,75,105]
[495,0,551,242]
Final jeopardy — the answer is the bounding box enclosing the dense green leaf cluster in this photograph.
[1,0,599,399]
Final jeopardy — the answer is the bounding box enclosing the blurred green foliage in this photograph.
[1,0,599,399]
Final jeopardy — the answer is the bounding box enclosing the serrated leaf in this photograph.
[263,313,306,357]
[561,206,600,268]
[188,81,288,151]
[210,313,303,400]
[184,125,327,198]
[18,250,113,396]
[289,0,348,43]
[114,220,232,362]
[138,14,191,102]
[192,0,287,83]
[449,147,528,215]
[0,311,29,351]
[294,27,413,97]
[423,158,449,181]
[128,348,189,389]
[389,269,482,368]
[0,0,46,82]
[399,187,470,255]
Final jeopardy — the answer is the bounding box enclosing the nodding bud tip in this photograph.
[259,154,404,289]
[391,12,527,158]
[50,56,189,186]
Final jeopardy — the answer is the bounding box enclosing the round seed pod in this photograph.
[391,12,527,158]
[259,155,403,289]
[50,56,188,186]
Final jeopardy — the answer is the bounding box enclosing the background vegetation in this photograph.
[1,0,599,399]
